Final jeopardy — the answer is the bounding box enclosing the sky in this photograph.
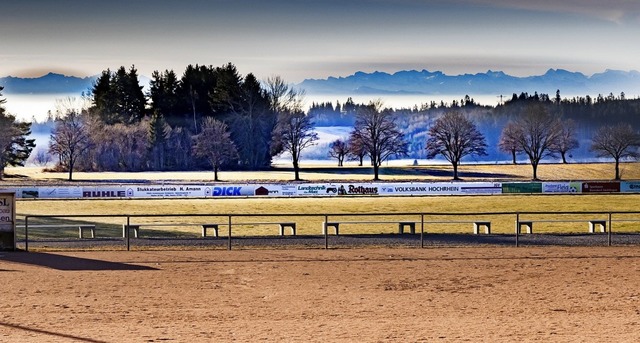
[1,0,640,83]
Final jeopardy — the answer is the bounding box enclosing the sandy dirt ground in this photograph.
[1,247,640,342]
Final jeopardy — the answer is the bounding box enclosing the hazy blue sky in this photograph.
[2,0,640,82]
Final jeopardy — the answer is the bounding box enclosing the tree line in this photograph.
[327,97,640,180]
[1,64,640,181]
[44,64,318,181]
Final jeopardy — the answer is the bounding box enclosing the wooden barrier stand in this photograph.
[516,220,607,234]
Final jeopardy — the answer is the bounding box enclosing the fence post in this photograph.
[324,215,329,249]
[228,215,232,251]
[515,213,519,248]
[608,212,612,247]
[420,214,424,248]
[126,216,130,251]
[25,216,29,252]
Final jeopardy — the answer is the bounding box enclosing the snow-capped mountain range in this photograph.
[298,69,640,96]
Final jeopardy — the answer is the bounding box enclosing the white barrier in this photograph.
[6,181,632,199]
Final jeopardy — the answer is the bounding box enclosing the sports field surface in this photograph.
[3,163,640,341]
[1,247,639,342]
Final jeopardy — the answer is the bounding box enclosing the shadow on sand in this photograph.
[0,252,157,271]
[0,322,108,343]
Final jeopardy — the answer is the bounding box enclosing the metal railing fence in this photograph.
[16,211,640,251]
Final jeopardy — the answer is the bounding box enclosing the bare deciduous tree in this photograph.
[48,110,92,181]
[591,123,640,180]
[192,117,238,181]
[512,104,562,180]
[271,110,318,181]
[265,75,303,113]
[425,111,488,180]
[328,139,349,166]
[498,122,522,165]
[350,100,408,180]
[347,135,367,166]
[554,119,580,164]
[32,149,52,166]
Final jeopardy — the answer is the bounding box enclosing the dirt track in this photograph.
[2,247,640,342]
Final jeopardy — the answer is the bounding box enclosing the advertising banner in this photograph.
[254,185,290,196]
[386,183,458,195]
[383,182,502,195]
[15,187,84,199]
[0,192,16,250]
[0,193,14,230]
[334,184,380,195]
[296,184,335,196]
[209,185,255,197]
[19,188,40,198]
[543,182,582,193]
[82,187,129,198]
[459,183,503,194]
[502,183,543,194]
[127,185,212,198]
[1,180,631,199]
[254,185,284,197]
[621,182,640,193]
[582,182,620,193]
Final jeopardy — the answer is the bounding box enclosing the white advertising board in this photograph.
[0,192,15,231]
[296,184,336,196]
[332,184,381,195]
[208,185,255,197]
[381,182,502,195]
[82,187,129,198]
[0,191,16,250]
[127,185,212,198]
[254,185,297,196]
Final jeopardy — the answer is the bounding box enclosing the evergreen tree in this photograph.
[178,64,218,130]
[235,73,274,169]
[212,67,275,169]
[210,63,244,115]
[147,112,169,170]
[115,66,146,123]
[0,87,35,180]
[90,69,117,124]
[149,70,180,121]
[90,66,147,125]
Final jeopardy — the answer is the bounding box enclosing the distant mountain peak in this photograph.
[1,72,151,95]
[0,73,97,95]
